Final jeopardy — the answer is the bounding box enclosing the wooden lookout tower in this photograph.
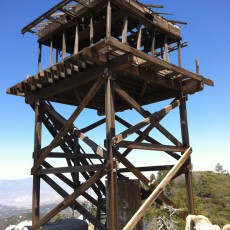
[7,0,214,229]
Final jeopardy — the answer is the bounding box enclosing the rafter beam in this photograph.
[105,37,214,86]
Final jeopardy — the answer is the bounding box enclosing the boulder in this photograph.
[223,225,230,230]
[41,219,88,230]
[14,220,32,230]
[185,215,220,230]
[5,225,16,230]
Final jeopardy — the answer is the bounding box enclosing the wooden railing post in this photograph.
[32,100,42,227]
[179,95,195,214]
[105,71,118,230]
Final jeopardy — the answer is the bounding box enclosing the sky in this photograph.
[0,0,230,180]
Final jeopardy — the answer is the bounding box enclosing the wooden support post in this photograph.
[137,22,142,50]
[115,151,187,220]
[123,147,192,230]
[50,37,53,66]
[160,46,163,59]
[151,28,156,56]
[179,95,195,215]
[90,16,94,46]
[122,12,128,44]
[105,72,118,230]
[74,22,79,54]
[178,40,182,67]
[106,0,111,38]
[32,101,42,226]
[196,59,200,74]
[62,31,66,59]
[164,34,169,62]
[56,49,59,63]
[38,43,42,72]
[31,76,106,174]
[33,164,109,229]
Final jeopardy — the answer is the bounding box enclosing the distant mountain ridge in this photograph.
[0,204,31,219]
[0,177,71,208]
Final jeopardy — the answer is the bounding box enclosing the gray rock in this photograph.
[15,220,32,230]
[41,219,88,230]
[223,225,230,230]
[5,225,16,230]
[185,215,221,230]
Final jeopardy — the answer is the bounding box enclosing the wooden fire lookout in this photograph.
[7,0,214,229]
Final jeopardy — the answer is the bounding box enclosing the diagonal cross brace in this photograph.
[31,76,106,174]
[33,163,109,229]
[112,98,183,145]
[114,82,182,146]
[42,101,108,159]
[115,150,187,220]
[123,147,192,230]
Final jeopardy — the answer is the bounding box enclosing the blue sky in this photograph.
[1,0,230,180]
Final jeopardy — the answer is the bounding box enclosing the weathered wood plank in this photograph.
[115,115,181,160]
[105,37,214,86]
[31,76,106,174]
[62,31,66,59]
[50,37,53,66]
[38,43,42,72]
[37,164,105,175]
[122,12,128,44]
[119,165,174,173]
[32,101,41,226]
[123,147,192,229]
[117,141,187,152]
[179,95,195,214]
[106,0,111,37]
[114,150,187,219]
[41,174,107,230]
[105,75,119,230]
[47,152,101,159]
[42,102,108,159]
[33,164,109,229]
[74,22,79,54]
[155,122,182,146]
[80,118,106,133]
[112,98,182,144]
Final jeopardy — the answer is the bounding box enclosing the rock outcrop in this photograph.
[5,219,88,230]
[185,215,221,230]
[41,219,88,230]
[5,220,32,230]
[223,225,230,230]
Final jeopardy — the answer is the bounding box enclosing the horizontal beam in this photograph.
[105,36,214,86]
[115,150,187,219]
[117,141,187,152]
[126,65,182,90]
[33,163,109,229]
[119,165,174,173]
[42,102,108,159]
[115,115,181,160]
[112,98,182,144]
[37,164,105,175]
[26,65,106,104]
[31,76,105,174]
[21,0,74,34]
[47,152,101,159]
[123,147,192,229]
